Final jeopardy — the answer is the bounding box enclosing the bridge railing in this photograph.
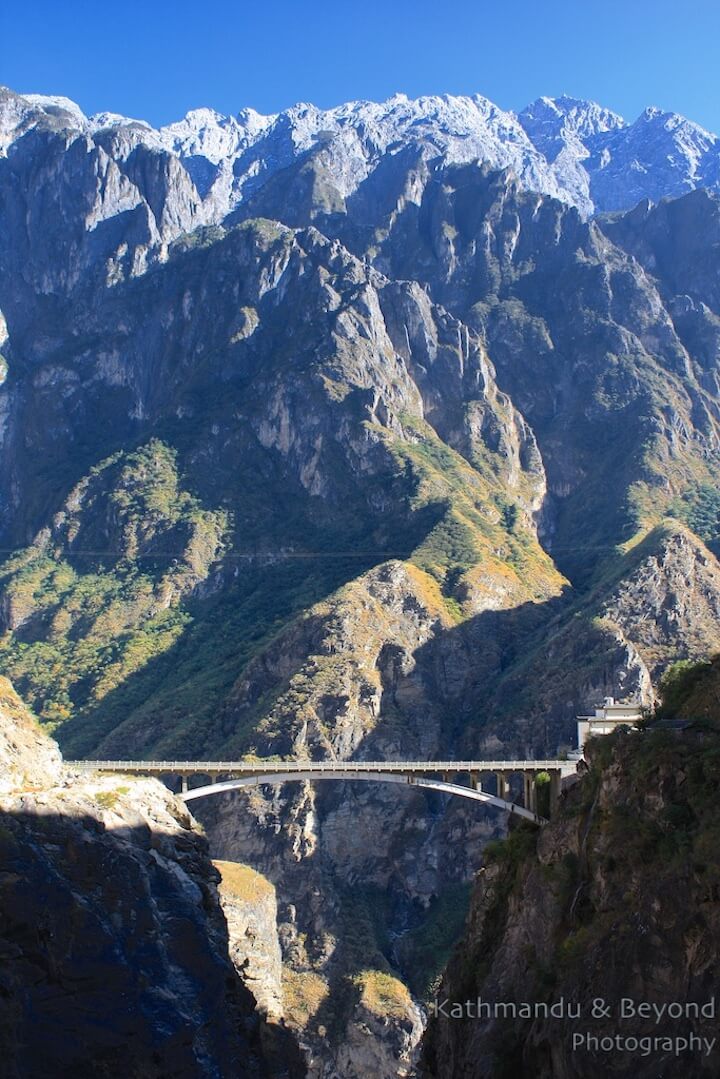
[68,758,576,774]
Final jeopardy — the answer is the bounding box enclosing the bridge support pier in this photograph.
[495,772,508,800]
[180,776,188,794]
[470,771,481,791]
[549,770,561,816]
[523,772,537,815]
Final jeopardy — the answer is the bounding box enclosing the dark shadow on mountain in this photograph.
[351,567,649,768]
[0,806,305,1079]
[55,499,445,760]
[226,140,348,232]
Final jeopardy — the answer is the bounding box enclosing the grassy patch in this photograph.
[281,968,329,1027]
[213,860,275,902]
[94,786,130,810]
[352,969,413,1019]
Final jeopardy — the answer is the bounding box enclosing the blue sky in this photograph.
[2,0,719,130]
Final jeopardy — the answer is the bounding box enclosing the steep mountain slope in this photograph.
[465,523,720,756]
[0,677,269,1077]
[654,651,720,725]
[421,726,720,1078]
[236,154,720,584]
[0,216,560,746]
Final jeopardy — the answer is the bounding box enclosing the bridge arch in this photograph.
[181,769,544,823]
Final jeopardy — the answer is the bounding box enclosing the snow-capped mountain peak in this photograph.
[89,111,153,131]
[21,92,88,126]
[2,83,720,221]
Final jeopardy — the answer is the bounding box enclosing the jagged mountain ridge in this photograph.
[2,84,719,245]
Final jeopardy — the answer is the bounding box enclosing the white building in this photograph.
[572,697,643,756]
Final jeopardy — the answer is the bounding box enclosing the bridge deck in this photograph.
[68,758,577,777]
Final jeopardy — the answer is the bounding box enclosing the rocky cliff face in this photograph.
[215,860,284,1019]
[0,677,270,1078]
[421,726,720,1078]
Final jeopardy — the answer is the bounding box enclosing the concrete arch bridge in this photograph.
[69,758,579,824]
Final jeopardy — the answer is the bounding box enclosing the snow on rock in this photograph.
[2,82,720,229]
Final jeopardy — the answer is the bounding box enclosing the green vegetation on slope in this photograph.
[655,653,720,724]
[0,365,568,759]
[0,440,227,728]
[667,482,720,556]
[384,414,564,613]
